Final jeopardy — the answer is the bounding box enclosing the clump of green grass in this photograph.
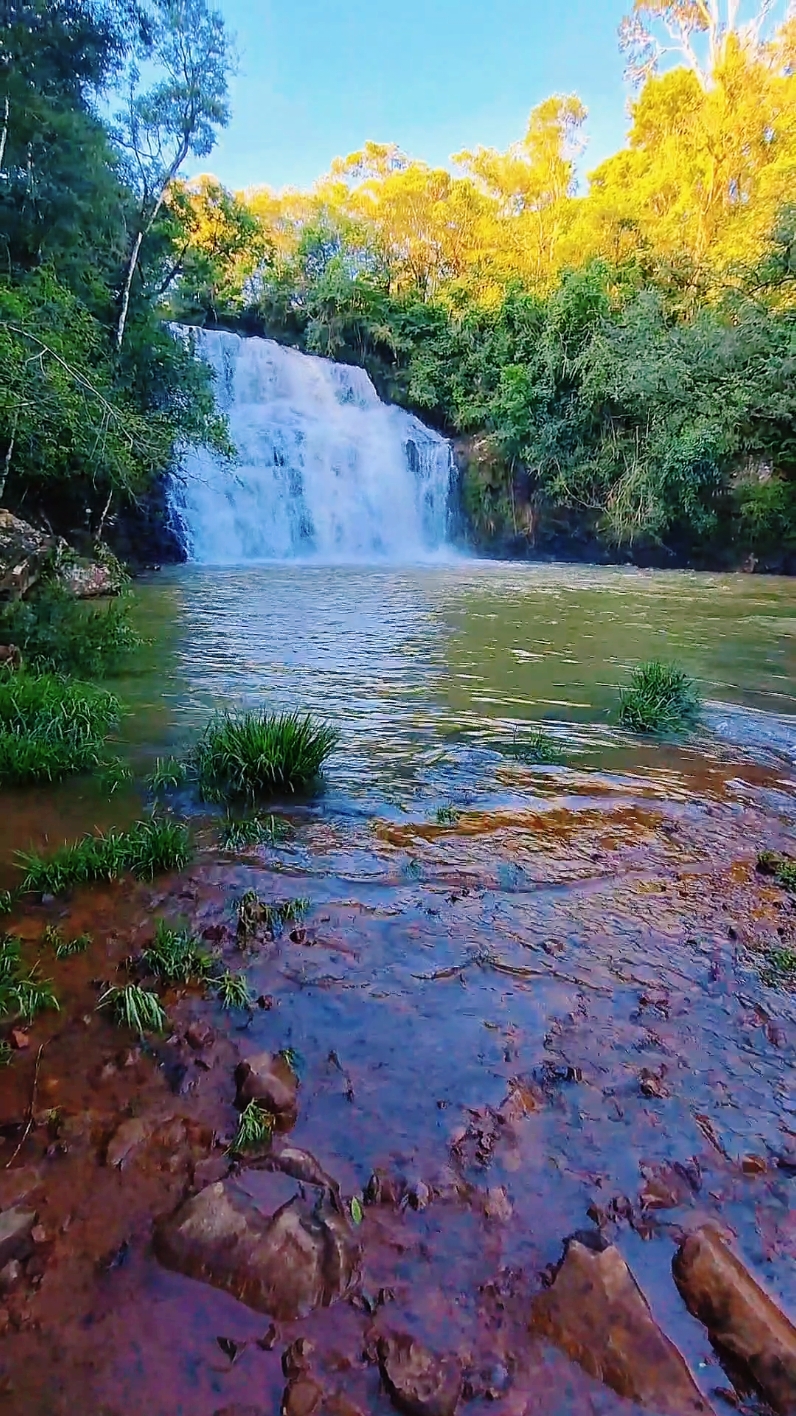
[98,983,167,1035]
[220,812,293,852]
[618,661,702,735]
[0,891,13,916]
[0,670,123,786]
[0,936,59,1023]
[0,585,141,678]
[236,890,310,941]
[507,729,566,765]
[192,710,338,803]
[757,851,796,892]
[148,757,190,793]
[214,969,252,1009]
[435,806,461,826]
[17,816,192,895]
[55,932,91,960]
[762,947,796,987]
[230,1100,272,1153]
[142,919,213,984]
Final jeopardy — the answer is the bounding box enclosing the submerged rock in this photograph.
[673,1224,796,1415]
[281,1377,324,1416]
[235,1051,298,1130]
[531,1238,712,1414]
[378,1332,462,1416]
[0,1208,36,1269]
[155,1178,360,1320]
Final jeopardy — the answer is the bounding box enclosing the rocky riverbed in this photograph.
[0,773,795,1416]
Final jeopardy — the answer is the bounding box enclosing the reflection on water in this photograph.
[124,561,796,810]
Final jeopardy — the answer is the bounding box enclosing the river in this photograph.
[1,560,795,1415]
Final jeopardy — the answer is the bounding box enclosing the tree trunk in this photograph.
[0,95,9,174]
[0,410,18,502]
[115,228,145,351]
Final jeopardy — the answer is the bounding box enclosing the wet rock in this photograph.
[497,1078,544,1125]
[9,1028,29,1051]
[325,1397,366,1416]
[0,1260,22,1294]
[155,1178,360,1320]
[234,1052,298,1129]
[639,1069,670,1099]
[106,1116,151,1169]
[639,1161,696,1212]
[673,1224,796,1415]
[264,1146,343,1210]
[0,1168,41,1211]
[57,557,122,599]
[282,1337,314,1380]
[213,1408,268,1416]
[365,1169,403,1206]
[531,1239,712,1414]
[0,511,54,599]
[192,1155,229,1190]
[378,1332,462,1416]
[0,1208,36,1269]
[185,1021,215,1051]
[281,1377,324,1416]
[484,1186,513,1222]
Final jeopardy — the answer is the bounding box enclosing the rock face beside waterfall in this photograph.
[170,329,453,563]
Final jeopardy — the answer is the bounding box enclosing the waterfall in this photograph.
[170,328,454,564]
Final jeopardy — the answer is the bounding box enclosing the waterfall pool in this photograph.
[1,559,795,1414]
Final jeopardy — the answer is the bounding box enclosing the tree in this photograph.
[619,0,793,86]
[112,0,232,349]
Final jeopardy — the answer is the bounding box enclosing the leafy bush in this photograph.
[17,816,192,894]
[193,710,338,802]
[0,586,141,678]
[618,661,702,735]
[0,670,122,785]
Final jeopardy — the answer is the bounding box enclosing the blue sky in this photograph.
[203,0,633,193]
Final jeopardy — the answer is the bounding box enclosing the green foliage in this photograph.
[0,669,121,786]
[0,892,13,916]
[0,935,59,1023]
[55,933,92,960]
[17,816,192,894]
[435,806,461,825]
[0,588,141,678]
[142,919,213,984]
[214,969,252,1009]
[507,730,566,764]
[231,1100,273,1153]
[757,851,796,891]
[148,757,189,792]
[193,711,339,803]
[235,889,309,941]
[619,660,702,734]
[763,948,796,984]
[98,983,167,1035]
[219,812,293,851]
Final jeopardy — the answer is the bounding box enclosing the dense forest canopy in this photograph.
[1,0,795,565]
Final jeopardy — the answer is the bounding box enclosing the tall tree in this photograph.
[619,0,794,86]
[112,0,232,348]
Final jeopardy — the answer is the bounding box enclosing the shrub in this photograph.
[193,710,338,803]
[618,661,701,735]
[0,670,122,786]
[0,586,142,678]
[17,816,192,894]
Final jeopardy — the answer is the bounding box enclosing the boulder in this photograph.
[0,1207,36,1269]
[155,1178,360,1320]
[378,1332,462,1416]
[281,1378,324,1416]
[673,1225,796,1415]
[0,511,54,599]
[57,557,122,599]
[531,1239,712,1414]
[235,1051,298,1130]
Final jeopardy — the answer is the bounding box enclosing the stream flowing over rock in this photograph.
[169,328,454,563]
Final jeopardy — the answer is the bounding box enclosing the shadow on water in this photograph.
[0,562,795,1415]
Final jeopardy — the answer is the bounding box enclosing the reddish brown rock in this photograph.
[531,1239,712,1414]
[281,1378,323,1416]
[378,1332,462,1416]
[106,1116,152,1169]
[673,1225,796,1415]
[155,1178,360,1320]
[234,1051,298,1130]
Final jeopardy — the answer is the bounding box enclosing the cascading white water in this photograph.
[170,328,454,564]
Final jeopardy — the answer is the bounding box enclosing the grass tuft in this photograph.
[193,710,338,803]
[757,851,796,892]
[435,806,461,826]
[0,670,122,786]
[148,757,189,793]
[230,1100,272,1153]
[220,812,293,852]
[762,947,796,987]
[17,816,192,895]
[214,969,252,1009]
[0,891,13,916]
[618,661,701,735]
[0,585,141,678]
[0,935,59,1022]
[142,920,213,984]
[236,890,310,941]
[98,983,167,1035]
[507,729,566,765]
[55,932,92,959]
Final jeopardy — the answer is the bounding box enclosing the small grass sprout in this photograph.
[148,756,189,793]
[214,969,252,1009]
[757,851,796,892]
[0,891,13,916]
[17,816,192,894]
[43,924,63,950]
[220,812,293,852]
[193,710,339,803]
[235,890,309,941]
[98,983,167,1035]
[142,919,213,984]
[507,729,566,765]
[55,932,92,960]
[619,661,701,735]
[0,1041,12,1067]
[231,1100,273,1154]
[8,969,60,1021]
[435,806,461,826]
